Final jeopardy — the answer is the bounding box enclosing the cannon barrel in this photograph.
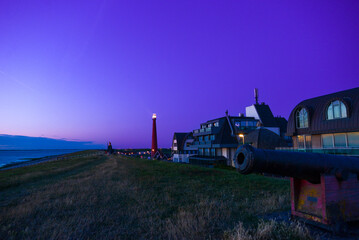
[234,145,359,183]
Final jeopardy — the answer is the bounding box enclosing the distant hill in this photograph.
[0,134,104,150]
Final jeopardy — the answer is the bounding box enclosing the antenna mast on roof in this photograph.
[254,88,259,104]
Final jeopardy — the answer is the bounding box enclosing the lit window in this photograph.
[327,100,347,120]
[297,135,304,148]
[296,108,308,128]
[297,135,311,149]
[214,122,219,127]
[305,135,312,149]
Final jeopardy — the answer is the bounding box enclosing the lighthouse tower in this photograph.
[151,113,158,158]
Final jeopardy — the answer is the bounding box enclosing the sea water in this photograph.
[0,149,81,167]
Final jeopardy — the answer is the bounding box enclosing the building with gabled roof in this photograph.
[171,89,291,166]
[287,87,359,153]
[189,111,259,166]
[171,132,197,163]
[246,103,278,127]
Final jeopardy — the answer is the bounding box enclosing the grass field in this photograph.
[0,154,316,239]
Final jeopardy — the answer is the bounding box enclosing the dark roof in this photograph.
[254,104,278,127]
[153,150,165,160]
[274,117,288,134]
[244,128,288,149]
[201,116,255,125]
[287,87,359,136]
[214,117,238,145]
[173,132,192,151]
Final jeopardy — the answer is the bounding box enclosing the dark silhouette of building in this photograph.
[244,127,287,149]
[189,111,259,166]
[171,89,291,166]
[171,132,197,163]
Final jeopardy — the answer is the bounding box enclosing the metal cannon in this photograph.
[234,145,359,232]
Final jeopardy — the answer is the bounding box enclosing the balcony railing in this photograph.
[276,147,359,156]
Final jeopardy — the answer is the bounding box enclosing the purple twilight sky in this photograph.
[0,1,358,149]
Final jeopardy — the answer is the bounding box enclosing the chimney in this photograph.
[254,88,259,104]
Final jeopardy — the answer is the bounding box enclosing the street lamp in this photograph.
[238,134,245,145]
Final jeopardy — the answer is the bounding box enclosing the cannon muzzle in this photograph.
[234,145,359,183]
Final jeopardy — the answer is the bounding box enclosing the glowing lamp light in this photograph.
[238,134,245,145]
[152,113,157,119]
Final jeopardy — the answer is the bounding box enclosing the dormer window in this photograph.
[327,100,347,120]
[296,108,308,128]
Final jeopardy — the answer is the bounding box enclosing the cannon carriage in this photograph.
[234,145,359,232]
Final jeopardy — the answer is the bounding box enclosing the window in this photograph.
[322,134,333,148]
[297,135,311,149]
[296,108,308,128]
[204,148,210,156]
[211,148,215,156]
[327,100,347,120]
[305,135,312,149]
[204,135,209,141]
[235,121,257,129]
[348,133,359,147]
[199,148,203,155]
[214,122,219,127]
[334,134,346,147]
[322,132,359,148]
[297,135,304,148]
[210,135,215,140]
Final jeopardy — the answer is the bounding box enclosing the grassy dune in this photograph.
[0,154,316,239]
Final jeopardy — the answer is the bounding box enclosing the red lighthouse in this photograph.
[151,113,158,158]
